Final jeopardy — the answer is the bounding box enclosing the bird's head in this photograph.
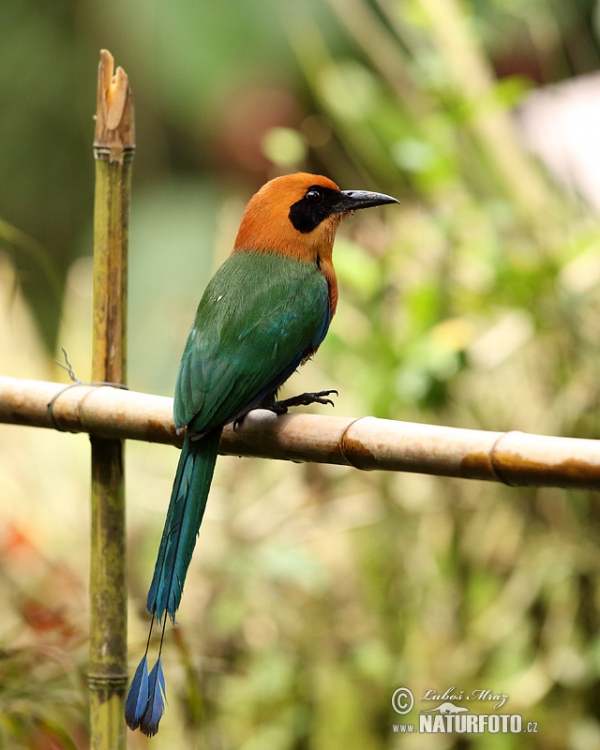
[233,172,398,262]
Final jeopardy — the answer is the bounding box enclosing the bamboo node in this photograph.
[88,673,130,691]
[490,430,523,486]
[339,416,373,470]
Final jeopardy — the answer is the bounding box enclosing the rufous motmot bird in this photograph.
[125,172,399,735]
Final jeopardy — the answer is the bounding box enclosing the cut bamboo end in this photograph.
[93,49,136,162]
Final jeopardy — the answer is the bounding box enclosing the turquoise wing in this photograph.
[174,251,330,436]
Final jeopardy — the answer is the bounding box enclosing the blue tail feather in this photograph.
[124,654,150,730]
[127,429,221,736]
[139,658,167,737]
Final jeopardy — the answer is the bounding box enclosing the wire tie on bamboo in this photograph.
[47,347,128,432]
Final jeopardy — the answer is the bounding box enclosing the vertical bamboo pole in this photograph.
[89,50,135,750]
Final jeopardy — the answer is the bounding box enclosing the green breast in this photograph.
[174,250,330,435]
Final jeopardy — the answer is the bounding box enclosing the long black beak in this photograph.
[336,189,399,213]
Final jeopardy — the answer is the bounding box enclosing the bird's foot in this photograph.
[267,389,338,415]
[232,390,338,431]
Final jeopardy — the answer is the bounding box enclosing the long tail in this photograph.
[125,428,222,736]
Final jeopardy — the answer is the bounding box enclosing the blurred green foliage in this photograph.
[2,0,600,748]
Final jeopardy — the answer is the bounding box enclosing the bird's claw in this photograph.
[270,389,338,413]
[232,390,338,429]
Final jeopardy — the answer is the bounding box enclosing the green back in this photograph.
[174,250,330,435]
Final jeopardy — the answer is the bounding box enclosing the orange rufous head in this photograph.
[233,172,398,316]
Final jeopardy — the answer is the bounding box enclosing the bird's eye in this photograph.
[305,187,323,204]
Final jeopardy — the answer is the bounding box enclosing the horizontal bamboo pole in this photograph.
[1,375,600,490]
